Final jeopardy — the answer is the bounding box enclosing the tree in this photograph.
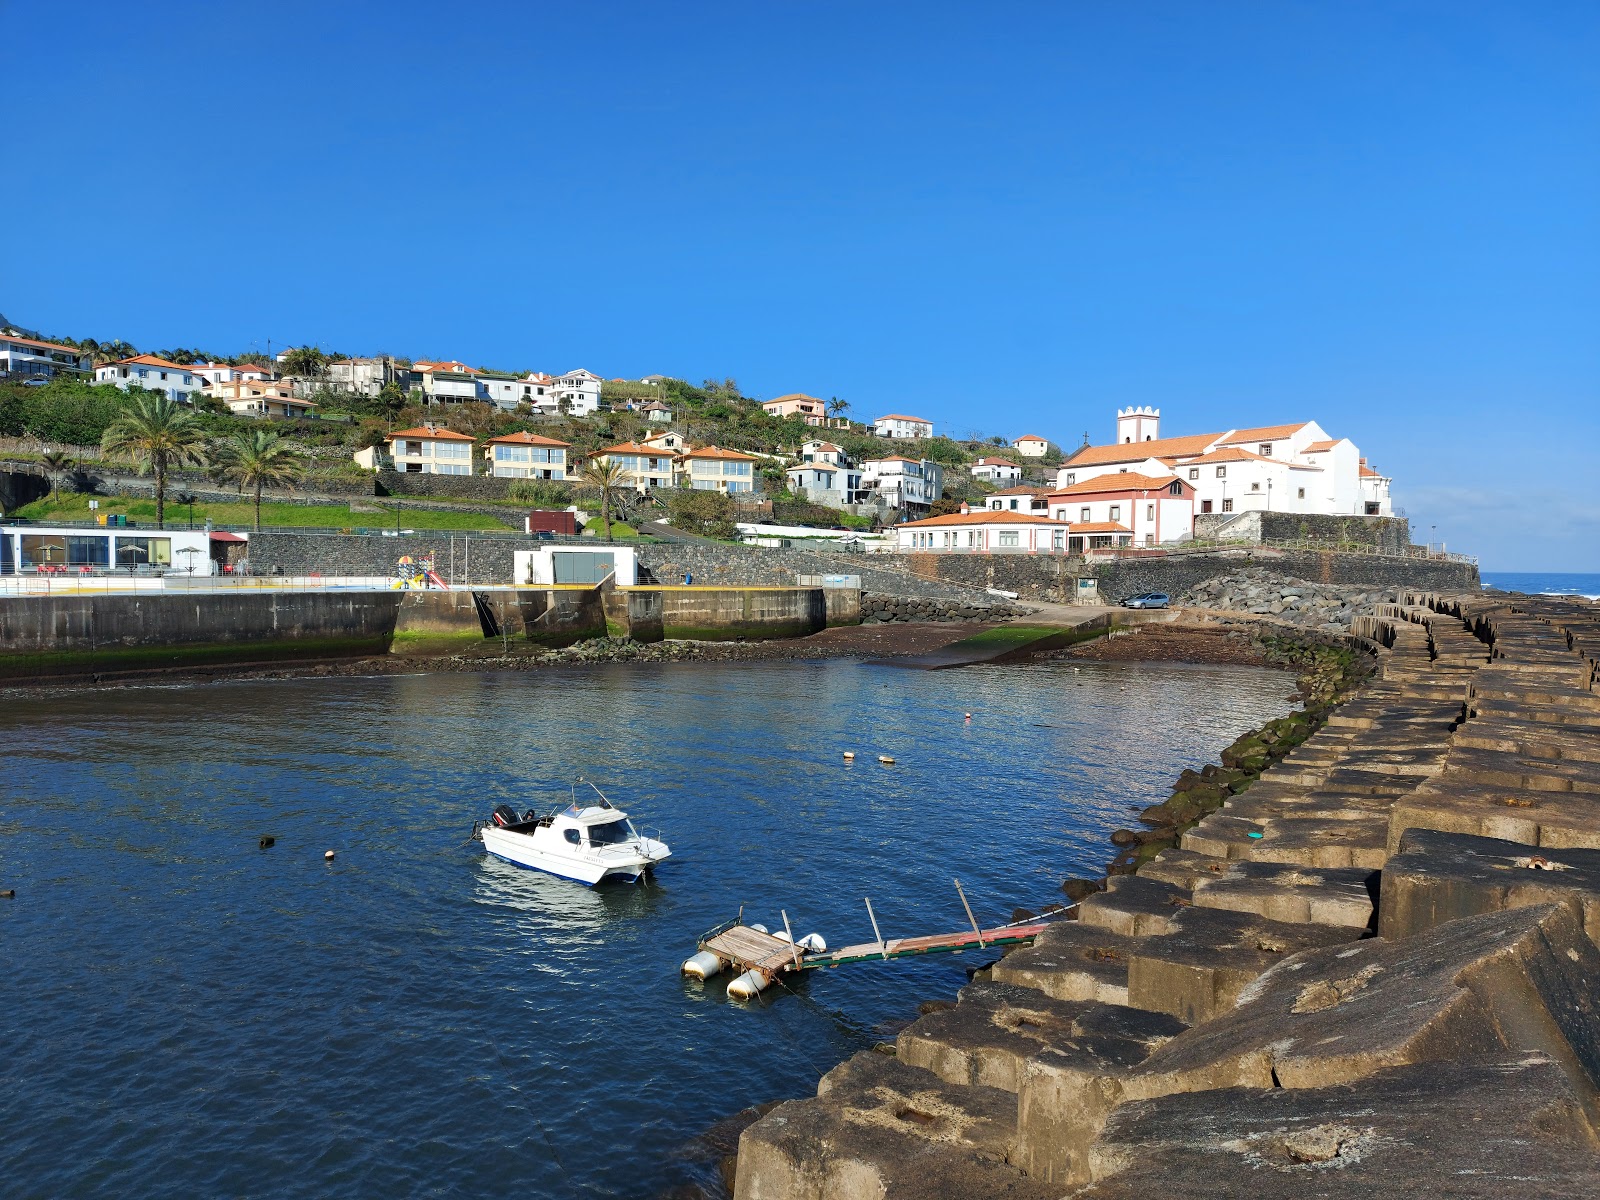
[828,396,850,419]
[100,395,208,530]
[211,429,305,532]
[375,382,408,420]
[279,345,327,380]
[578,456,629,543]
[667,486,737,539]
[40,448,75,498]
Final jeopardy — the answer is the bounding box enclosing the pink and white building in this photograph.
[1047,472,1196,549]
[893,507,1072,553]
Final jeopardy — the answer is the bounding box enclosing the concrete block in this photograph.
[992,924,1137,1005]
[1387,778,1600,853]
[1082,1057,1600,1199]
[1380,827,1600,943]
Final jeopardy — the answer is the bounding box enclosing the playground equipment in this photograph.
[392,554,450,590]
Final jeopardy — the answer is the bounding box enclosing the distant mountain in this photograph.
[0,313,43,339]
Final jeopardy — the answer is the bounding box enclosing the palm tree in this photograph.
[279,345,327,380]
[211,429,305,531]
[39,449,75,498]
[828,396,850,419]
[578,456,629,543]
[100,395,208,529]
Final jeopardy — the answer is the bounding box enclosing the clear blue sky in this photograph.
[8,1,1597,570]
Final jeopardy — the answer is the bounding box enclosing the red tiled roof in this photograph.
[1049,472,1183,496]
[385,425,475,441]
[0,333,83,354]
[1217,423,1310,445]
[1359,465,1386,478]
[1301,438,1340,453]
[682,445,758,461]
[1180,447,1270,465]
[896,510,1066,529]
[764,393,825,406]
[1061,431,1220,467]
[106,354,194,371]
[1070,521,1134,534]
[1013,434,1049,443]
[596,441,679,457]
[487,432,571,447]
[876,414,933,424]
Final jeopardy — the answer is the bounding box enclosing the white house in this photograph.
[322,357,407,396]
[379,424,476,475]
[1011,434,1051,459]
[485,432,571,479]
[1358,459,1392,517]
[860,456,944,514]
[192,361,276,387]
[94,355,204,404]
[0,334,91,379]
[786,443,864,507]
[642,430,688,454]
[985,485,1052,515]
[970,456,1023,484]
[893,507,1072,553]
[207,378,316,419]
[2,523,222,575]
[1048,471,1196,548]
[1054,407,1389,519]
[874,413,934,439]
[554,369,602,416]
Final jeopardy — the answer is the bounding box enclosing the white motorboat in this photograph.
[477,784,671,885]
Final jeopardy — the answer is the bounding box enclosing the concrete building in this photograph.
[873,413,934,439]
[554,369,602,417]
[590,441,680,490]
[1047,471,1196,548]
[94,355,204,404]
[893,507,1071,553]
[192,362,275,387]
[985,485,1052,515]
[970,456,1023,485]
[1011,434,1051,459]
[485,432,571,480]
[786,439,864,506]
[416,364,483,406]
[860,456,944,515]
[1,524,220,575]
[208,378,316,419]
[324,356,412,397]
[681,446,758,493]
[380,424,476,475]
[641,400,673,423]
[0,335,89,380]
[1359,459,1392,517]
[763,394,828,425]
[643,430,688,454]
[1055,407,1391,519]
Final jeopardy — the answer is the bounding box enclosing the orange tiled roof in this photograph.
[896,510,1066,529]
[1,333,83,354]
[1180,447,1270,465]
[1049,471,1182,496]
[1061,431,1220,467]
[764,393,825,406]
[876,413,933,424]
[597,441,679,457]
[1301,438,1340,453]
[1359,465,1386,478]
[415,360,479,375]
[1217,423,1310,445]
[385,425,475,441]
[1013,434,1049,443]
[682,445,758,461]
[1071,521,1134,534]
[487,432,571,447]
[110,354,194,371]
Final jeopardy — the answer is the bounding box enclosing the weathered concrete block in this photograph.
[1387,778,1600,853]
[896,981,1184,1093]
[992,924,1137,1005]
[734,1052,1057,1200]
[1443,744,1600,795]
[1016,905,1600,1186]
[1380,827,1600,943]
[1082,1057,1600,1198]
[1078,875,1193,937]
[1141,850,1377,929]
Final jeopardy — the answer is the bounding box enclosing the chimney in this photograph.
[959,501,970,514]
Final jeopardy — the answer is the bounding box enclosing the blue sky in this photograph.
[7,1,1597,570]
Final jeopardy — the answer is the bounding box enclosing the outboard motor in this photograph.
[491,804,522,829]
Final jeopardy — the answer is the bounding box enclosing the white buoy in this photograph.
[772,929,793,943]
[878,755,896,765]
[843,751,856,760]
[324,850,337,861]
[727,969,773,1002]
[681,951,726,980]
[797,932,828,953]
[749,923,769,934]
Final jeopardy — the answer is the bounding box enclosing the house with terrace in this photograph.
[681,445,758,493]
[94,355,204,404]
[372,424,475,475]
[893,506,1072,553]
[590,441,680,490]
[873,413,934,439]
[762,394,828,425]
[970,456,1023,484]
[486,432,571,479]
[0,334,90,380]
[1047,471,1196,548]
[985,485,1052,515]
[860,455,943,516]
[207,378,316,419]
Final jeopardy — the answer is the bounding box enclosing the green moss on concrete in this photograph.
[389,627,490,656]
[662,622,816,642]
[0,635,393,680]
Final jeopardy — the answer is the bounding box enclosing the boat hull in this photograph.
[481,825,667,886]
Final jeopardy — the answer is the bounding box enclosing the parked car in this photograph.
[1121,592,1170,609]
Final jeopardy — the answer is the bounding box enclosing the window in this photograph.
[1169,481,1183,496]
[1297,488,1305,499]
[1055,508,1067,520]
[998,531,1019,547]
[1259,443,1273,456]
[1145,533,1155,546]
[113,537,172,567]
[1109,505,1121,521]
[1009,499,1019,510]
[1222,499,1233,513]
[1250,482,1260,492]
[1216,466,1226,478]
[1188,468,1199,480]
[1052,530,1065,551]
[1201,500,1213,513]
[1080,507,1090,522]
[1146,504,1154,520]
[1062,473,1075,485]
[588,819,633,846]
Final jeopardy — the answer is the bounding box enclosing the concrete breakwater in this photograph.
[729,590,1600,1198]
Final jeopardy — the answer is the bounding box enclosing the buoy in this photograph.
[878,755,896,765]
[682,951,726,979]
[843,751,856,760]
[963,712,972,721]
[749,923,769,934]
[259,836,275,850]
[0,889,14,899]
[727,969,773,1002]
[324,849,337,861]
[797,932,827,953]
[772,929,793,943]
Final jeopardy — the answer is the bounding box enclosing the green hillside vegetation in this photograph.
[13,492,514,531]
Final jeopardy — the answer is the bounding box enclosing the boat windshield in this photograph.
[587,819,635,846]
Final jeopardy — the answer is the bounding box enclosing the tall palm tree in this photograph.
[578,456,629,543]
[279,345,327,380]
[212,429,305,531]
[39,449,75,498]
[100,395,208,529]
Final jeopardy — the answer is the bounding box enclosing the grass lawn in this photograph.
[584,519,639,538]
[13,492,517,532]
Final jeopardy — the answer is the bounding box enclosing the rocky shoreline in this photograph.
[712,590,1600,1198]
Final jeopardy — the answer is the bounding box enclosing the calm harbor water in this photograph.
[0,656,1295,1199]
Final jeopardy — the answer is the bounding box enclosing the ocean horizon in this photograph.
[1481,571,1600,599]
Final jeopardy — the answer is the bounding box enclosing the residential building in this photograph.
[681,445,758,493]
[208,378,316,419]
[786,440,864,505]
[970,456,1023,484]
[642,430,688,454]
[0,334,91,379]
[591,441,680,490]
[94,355,204,403]
[1047,472,1196,548]
[1011,434,1051,459]
[486,432,571,479]
[477,371,533,410]
[762,394,828,425]
[1,523,220,575]
[985,485,1052,515]
[641,400,673,423]
[1055,406,1388,518]
[1358,458,1393,517]
[860,456,944,515]
[324,356,411,396]
[192,361,275,387]
[380,424,476,475]
[874,413,935,439]
[798,439,849,467]
[416,363,484,406]
[412,360,477,375]
[554,369,602,416]
[893,507,1072,553]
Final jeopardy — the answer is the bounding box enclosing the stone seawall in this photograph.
[730,590,1600,1198]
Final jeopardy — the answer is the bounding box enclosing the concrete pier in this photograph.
[733,590,1600,1198]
